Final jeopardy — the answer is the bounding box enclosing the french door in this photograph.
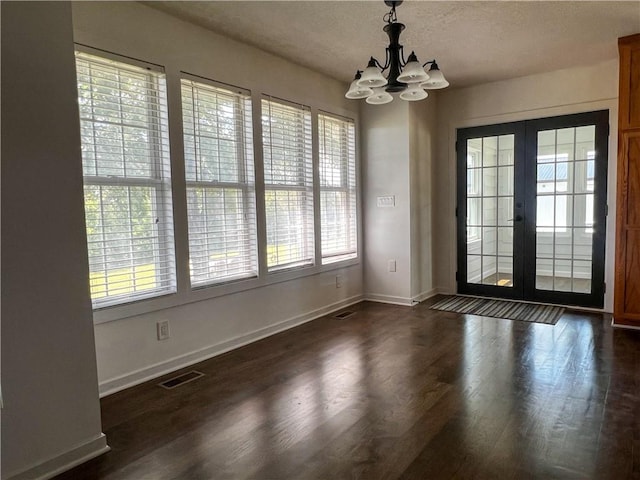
[456,111,609,308]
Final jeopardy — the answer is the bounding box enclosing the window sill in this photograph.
[92,256,360,324]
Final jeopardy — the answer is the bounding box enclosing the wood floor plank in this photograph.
[55,299,640,480]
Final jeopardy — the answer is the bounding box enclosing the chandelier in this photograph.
[345,0,449,104]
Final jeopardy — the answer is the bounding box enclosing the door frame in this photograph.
[456,110,609,308]
[456,121,526,300]
[522,110,609,308]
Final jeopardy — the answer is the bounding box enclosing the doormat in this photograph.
[430,295,564,325]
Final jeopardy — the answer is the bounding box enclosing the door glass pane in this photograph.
[535,126,595,293]
[482,256,498,285]
[497,166,514,196]
[482,136,497,166]
[482,227,497,255]
[483,197,497,225]
[498,135,514,165]
[498,227,513,256]
[572,260,592,293]
[497,197,513,226]
[466,135,514,288]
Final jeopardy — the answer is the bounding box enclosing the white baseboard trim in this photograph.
[363,293,414,306]
[434,287,454,295]
[5,434,109,480]
[99,294,364,397]
[412,289,438,304]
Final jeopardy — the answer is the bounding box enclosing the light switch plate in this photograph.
[377,195,395,208]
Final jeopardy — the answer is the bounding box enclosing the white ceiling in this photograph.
[148,1,640,88]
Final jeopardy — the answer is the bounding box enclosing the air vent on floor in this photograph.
[158,370,205,390]
[335,310,355,319]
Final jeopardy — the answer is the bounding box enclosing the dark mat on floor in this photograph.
[430,295,564,325]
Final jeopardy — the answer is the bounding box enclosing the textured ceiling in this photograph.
[148,1,640,88]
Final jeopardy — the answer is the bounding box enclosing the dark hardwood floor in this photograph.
[56,298,640,479]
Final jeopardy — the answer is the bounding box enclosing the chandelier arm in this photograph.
[380,48,391,71]
[422,59,436,68]
[399,46,407,68]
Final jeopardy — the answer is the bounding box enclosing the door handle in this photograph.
[507,215,523,222]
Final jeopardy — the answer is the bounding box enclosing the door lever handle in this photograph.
[507,215,524,222]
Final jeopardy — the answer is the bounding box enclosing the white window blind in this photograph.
[75,51,176,308]
[318,114,357,263]
[262,97,314,271]
[181,77,258,287]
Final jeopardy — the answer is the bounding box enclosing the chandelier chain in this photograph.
[383,5,397,25]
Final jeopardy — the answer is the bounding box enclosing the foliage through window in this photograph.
[75,51,176,308]
[261,98,314,271]
[181,77,258,287]
[318,113,357,263]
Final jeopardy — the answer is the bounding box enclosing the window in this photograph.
[76,51,175,308]
[261,98,314,271]
[181,77,257,287]
[318,113,357,263]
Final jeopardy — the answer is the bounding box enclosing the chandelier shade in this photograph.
[346,1,449,104]
[419,62,450,89]
[396,52,430,84]
[366,87,393,105]
[399,84,429,101]
[345,71,375,99]
[357,59,388,88]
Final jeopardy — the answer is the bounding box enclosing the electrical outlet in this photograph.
[336,275,343,288]
[157,320,170,341]
[388,260,397,272]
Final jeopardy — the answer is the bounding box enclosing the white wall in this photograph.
[361,100,412,303]
[360,95,438,305]
[409,99,438,300]
[1,3,107,479]
[433,60,619,311]
[71,1,364,395]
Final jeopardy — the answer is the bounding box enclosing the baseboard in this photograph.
[412,289,438,304]
[5,434,109,480]
[99,294,364,397]
[611,317,640,330]
[434,286,454,295]
[363,293,414,306]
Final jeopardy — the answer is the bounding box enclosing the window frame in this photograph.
[75,46,177,310]
[180,74,259,288]
[261,95,316,273]
[318,112,358,264]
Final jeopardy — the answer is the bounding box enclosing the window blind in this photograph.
[318,114,357,263]
[76,51,176,308]
[181,77,258,287]
[261,97,314,271]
